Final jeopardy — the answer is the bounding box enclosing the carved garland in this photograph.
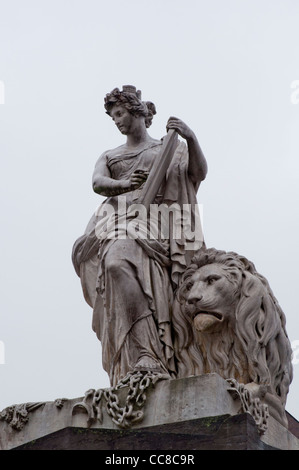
[0,399,66,431]
[0,403,45,431]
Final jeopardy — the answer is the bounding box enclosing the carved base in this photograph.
[1,374,298,450]
[11,414,279,451]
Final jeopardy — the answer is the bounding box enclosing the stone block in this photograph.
[0,374,298,450]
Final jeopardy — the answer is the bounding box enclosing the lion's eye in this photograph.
[186,282,193,291]
[207,275,220,285]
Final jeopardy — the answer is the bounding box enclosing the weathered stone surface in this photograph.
[287,412,299,438]
[71,85,293,433]
[12,414,277,451]
[3,86,296,453]
[1,374,298,450]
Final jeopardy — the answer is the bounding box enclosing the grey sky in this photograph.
[1,0,299,421]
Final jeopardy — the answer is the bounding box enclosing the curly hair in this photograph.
[172,248,293,423]
[104,86,156,128]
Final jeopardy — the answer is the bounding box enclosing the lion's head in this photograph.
[173,248,293,427]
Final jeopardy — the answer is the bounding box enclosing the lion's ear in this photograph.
[226,266,243,287]
[241,271,262,298]
[238,272,264,319]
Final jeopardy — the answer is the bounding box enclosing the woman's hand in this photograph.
[130,169,149,189]
[166,116,208,188]
[166,116,194,141]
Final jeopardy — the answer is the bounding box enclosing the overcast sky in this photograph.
[1,0,299,422]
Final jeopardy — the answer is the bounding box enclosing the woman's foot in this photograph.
[134,355,164,373]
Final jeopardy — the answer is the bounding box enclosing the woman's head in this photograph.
[104,85,156,128]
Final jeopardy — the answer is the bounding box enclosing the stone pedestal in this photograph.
[1,374,298,451]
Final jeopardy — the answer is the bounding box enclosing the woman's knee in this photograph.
[105,255,129,277]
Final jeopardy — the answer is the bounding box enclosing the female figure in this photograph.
[72,85,207,386]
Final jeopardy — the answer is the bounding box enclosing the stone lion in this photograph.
[172,248,293,427]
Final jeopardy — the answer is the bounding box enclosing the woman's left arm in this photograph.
[167,117,208,187]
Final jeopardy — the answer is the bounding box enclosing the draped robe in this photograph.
[72,138,203,386]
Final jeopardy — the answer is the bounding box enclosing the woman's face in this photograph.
[110,105,136,135]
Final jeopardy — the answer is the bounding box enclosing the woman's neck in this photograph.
[125,122,151,148]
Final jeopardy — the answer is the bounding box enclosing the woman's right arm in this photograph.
[92,153,148,197]
[92,153,131,197]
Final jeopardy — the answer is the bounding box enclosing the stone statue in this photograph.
[172,248,293,427]
[0,86,296,449]
[72,85,293,432]
[72,85,208,387]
